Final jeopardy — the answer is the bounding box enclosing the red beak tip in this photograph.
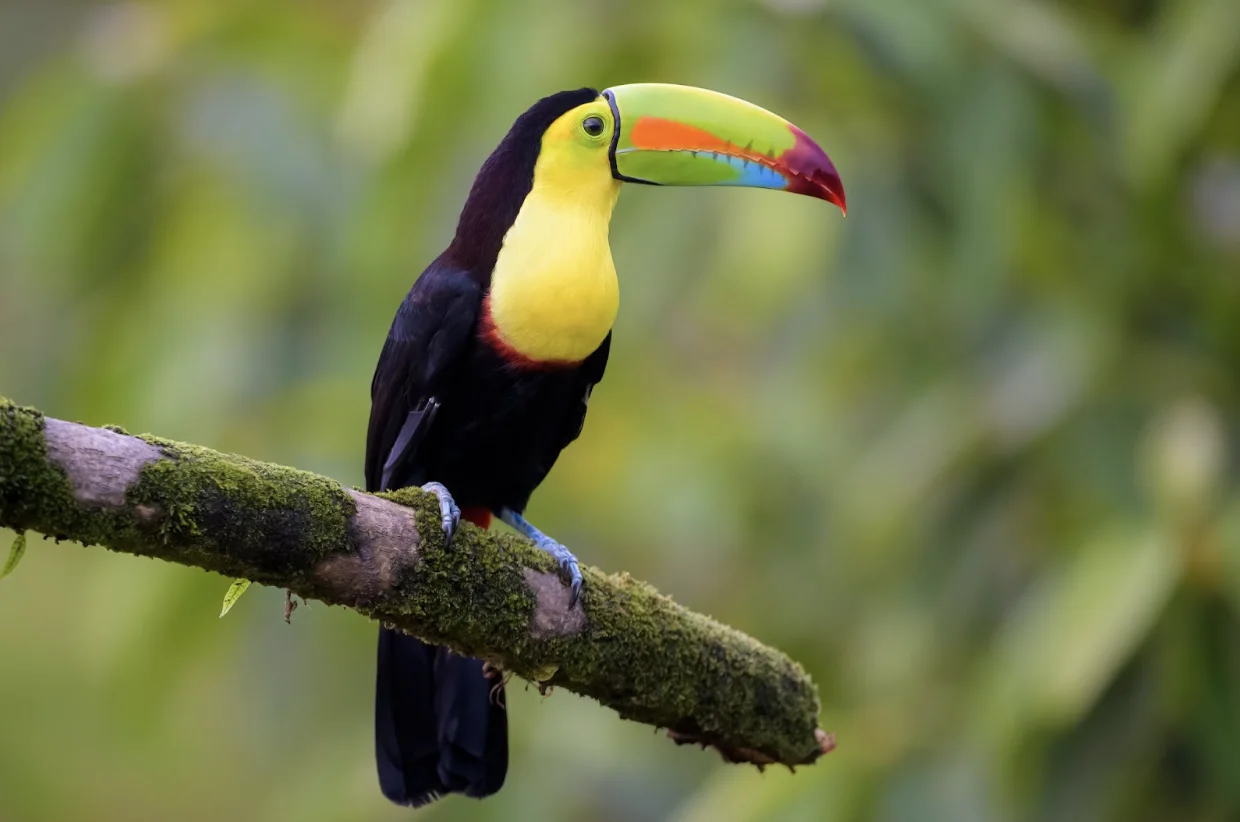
[812,172,846,215]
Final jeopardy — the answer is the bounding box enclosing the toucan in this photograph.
[365,83,845,808]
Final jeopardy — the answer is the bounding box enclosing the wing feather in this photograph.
[556,332,611,451]
[365,261,482,493]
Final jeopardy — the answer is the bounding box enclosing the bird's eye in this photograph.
[582,115,605,137]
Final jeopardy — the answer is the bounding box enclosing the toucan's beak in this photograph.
[602,83,846,214]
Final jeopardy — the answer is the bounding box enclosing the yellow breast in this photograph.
[486,116,623,364]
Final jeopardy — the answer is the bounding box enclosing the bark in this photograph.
[0,395,833,767]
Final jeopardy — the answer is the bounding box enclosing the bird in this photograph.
[364,83,845,808]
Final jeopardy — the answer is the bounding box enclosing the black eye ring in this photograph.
[582,115,605,137]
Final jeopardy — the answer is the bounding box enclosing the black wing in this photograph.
[365,260,482,493]
[558,332,611,451]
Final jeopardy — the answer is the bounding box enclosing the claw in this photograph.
[529,534,584,608]
[420,482,460,547]
[558,553,583,608]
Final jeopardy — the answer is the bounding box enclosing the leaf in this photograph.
[219,579,251,617]
[0,532,26,579]
[977,527,1180,746]
[1214,500,1240,617]
[1122,0,1240,189]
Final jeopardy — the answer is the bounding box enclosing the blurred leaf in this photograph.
[1215,500,1240,617]
[978,527,1180,744]
[1138,396,1227,526]
[219,579,252,618]
[1,531,26,579]
[948,0,1105,101]
[1123,0,1240,189]
[335,0,469,164]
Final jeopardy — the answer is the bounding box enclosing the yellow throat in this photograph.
[487,107,622,364]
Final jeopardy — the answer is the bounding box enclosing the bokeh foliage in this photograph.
[2,1,1240,820]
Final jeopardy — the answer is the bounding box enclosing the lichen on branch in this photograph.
[0,395,832,767]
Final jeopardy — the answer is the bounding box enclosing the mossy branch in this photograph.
[0,395,833,767]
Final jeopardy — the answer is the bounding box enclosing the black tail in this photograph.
[375,627,508,807]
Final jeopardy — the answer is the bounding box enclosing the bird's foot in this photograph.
[499,508,583,607]
[421,482,460,547]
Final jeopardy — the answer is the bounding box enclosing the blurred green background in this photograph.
[2,0,1240,820]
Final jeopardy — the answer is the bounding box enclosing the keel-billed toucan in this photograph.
[365,83,845,807]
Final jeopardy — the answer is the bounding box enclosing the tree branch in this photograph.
[0,396,833,767]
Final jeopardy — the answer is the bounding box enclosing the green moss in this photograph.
[129,436,358,584]
[0,397,139,549]
[548,569,822,763]
[387,489,532,648]
[377,487,564,665]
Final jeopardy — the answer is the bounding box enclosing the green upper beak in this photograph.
[602,83,846,213]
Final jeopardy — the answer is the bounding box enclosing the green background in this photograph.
[3,1,1240,820]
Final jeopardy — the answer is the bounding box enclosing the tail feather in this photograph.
[375,627,508,807]
[433,647,508,797]
[375,629,442,806]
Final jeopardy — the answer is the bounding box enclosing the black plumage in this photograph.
[365,87,609,808]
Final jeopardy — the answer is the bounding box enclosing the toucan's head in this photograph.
[536,83,844,208]
[450,84,844,267]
